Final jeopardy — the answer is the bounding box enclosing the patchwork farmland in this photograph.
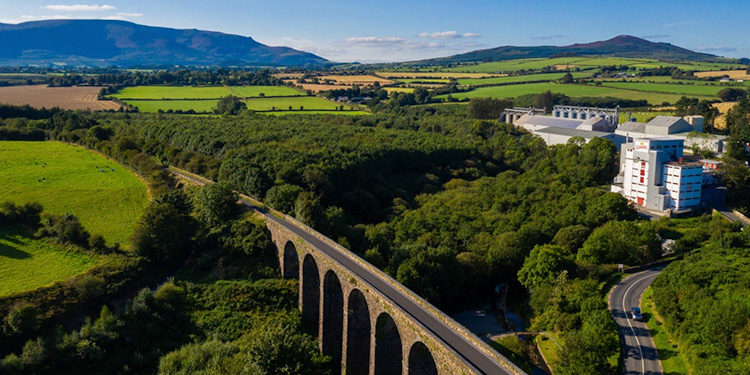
[0,85,120,110]
[110,85,363,114]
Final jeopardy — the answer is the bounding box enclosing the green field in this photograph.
[437,82,687,104]
[0,227,97,297]
[456,71,592,85]
[0,141,149,246]
[113,85,302,100]
[244,96,344,111]
[600,81,727,97]
[125,99,220,113]
[268,110,371,116]
[443,57,742,73]
[396,78,451,84]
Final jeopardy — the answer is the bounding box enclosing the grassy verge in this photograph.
[536,331,562,372]
[642,287,688,375]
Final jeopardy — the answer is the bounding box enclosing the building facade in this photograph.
[611,138,702,212]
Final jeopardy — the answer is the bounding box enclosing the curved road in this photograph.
[608,269,663,375]
[170,168,520,375]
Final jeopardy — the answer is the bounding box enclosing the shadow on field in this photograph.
[0,241,31,259]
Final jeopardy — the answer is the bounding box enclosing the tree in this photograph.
[533,90,555,112]
[577,220,660,265]
[132,191,195,265]
[552,225,591,252]
[517,245,574,290]
[264,184,303,214]
[468,98,512,119]
[216,96,246,115]
[193,182,239,228]
[717,87,747,102]
[559,72,574,84]
[294,192,324,228]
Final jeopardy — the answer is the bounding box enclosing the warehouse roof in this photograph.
[515,115,583,129]
[534,126,613,139]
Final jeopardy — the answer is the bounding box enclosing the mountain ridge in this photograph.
[409,35,723,65]
[0,19,329,67]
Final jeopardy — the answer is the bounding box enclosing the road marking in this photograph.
[621,272,659,375]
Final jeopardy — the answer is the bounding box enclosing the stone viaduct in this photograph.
[168,168,524,375]
[263,205,525,375]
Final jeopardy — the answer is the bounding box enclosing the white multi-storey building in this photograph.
[611,138,702,212]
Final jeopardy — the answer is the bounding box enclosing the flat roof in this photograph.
[534,126,613,138]
[516,114,584,129]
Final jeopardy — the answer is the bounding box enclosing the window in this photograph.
[640,170,645,176]
[640,177,644,183]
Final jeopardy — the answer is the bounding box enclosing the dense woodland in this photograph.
[652,229,750,374]
[1,97,749,374]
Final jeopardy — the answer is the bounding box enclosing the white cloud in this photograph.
[43,4,116,12]
[418,31,480,39]
[0,14,71,23]
[345,36,407,46]
[102,12,144,20]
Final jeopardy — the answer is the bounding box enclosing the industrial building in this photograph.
[510,105,625,148]
[611,138,703,213]
[615,115,726,153]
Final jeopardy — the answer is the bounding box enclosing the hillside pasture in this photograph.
[0,226,97,297]
[437,82,687,104]
[456,71,593,85]
[0,141,149,247]
[0,85,120,111]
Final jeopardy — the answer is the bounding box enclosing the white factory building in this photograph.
[507,105,627,148]
[611,138,703,213]
[615,115,726,153]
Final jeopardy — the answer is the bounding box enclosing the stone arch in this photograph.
[374,312,403,375]
[408,342,438,375]
[345,289,370,375]
[322,270,344,371]
[283,241,299,279]
[302,254,320,334]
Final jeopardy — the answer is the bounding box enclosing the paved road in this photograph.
[608,269,663,375]
[703,185,748,227]
[170,168,520,375]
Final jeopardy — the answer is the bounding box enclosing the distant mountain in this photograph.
[411,35,721,65]
[0,20,329,67]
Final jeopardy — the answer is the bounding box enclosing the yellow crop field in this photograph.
[376,72,506,79]
[694,70,750,80]
[712,101,737,129]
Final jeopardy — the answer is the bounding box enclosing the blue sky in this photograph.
[0,0,747,62]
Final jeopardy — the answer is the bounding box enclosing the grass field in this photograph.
[0,141,149,247]
[0,85,120,111]
[619,111,676,123]
[383,87,415,93]
[442,57,742,73]
[456,71,593,85]
[318,75,396,85]
[599,81,723,97]
[268,110,371,116]
[642,287,688,374]
[245,96,343,111]
[0,226,97,297]
[436,82,688,104]
[125,99,219,113]
[113,85,302,100]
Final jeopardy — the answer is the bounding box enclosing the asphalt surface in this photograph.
[703,185,748,227]
[608,269,663,375]
[170,168,519,375]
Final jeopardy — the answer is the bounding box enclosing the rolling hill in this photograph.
[0,20,329,67]
[411,35,722,65]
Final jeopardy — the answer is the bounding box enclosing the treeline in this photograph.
[723,97,750,214]
[47,69,283,87]
[651,227,749,374]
